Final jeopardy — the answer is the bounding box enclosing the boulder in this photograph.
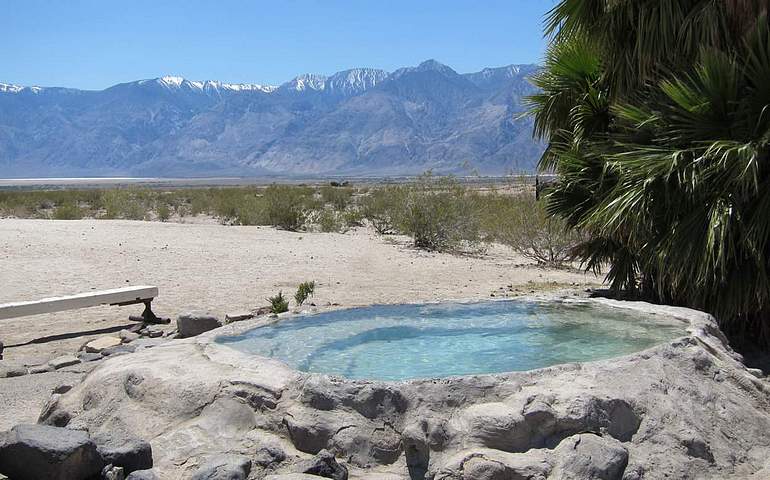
[141,326,166,338]
[48,355,81,370]
[101,344,136,357]
[119,330,140,343]
[29,364,54,374]
[102,464,125,480]
[551,433,629,480]
[265,475,323,480]
[77,352,104,362]
[254,444,287,468]
[190,454,251,480]
[0,364,28,378]
[0,424,102,480]
[84,336,122,353]
[225,311,254,323]
[93,431,153,473]
[126,469,160,480]
[295,449,348,480]
[177,312,222,338]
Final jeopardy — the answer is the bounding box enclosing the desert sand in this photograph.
[0,218,599,429]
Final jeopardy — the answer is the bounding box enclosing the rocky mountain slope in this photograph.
[0,61,543,177]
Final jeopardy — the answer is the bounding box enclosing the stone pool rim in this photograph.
[196,294,725,386]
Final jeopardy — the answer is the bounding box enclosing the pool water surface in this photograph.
[216,300,687,381]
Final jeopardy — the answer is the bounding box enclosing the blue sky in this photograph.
[1,0,555,90]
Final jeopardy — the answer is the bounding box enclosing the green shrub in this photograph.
[319,185,353,211]
[315,208,349,233]
[360,186,405,234]
[156,203,171,222]
[294,281,316,306]
[491,195,583,267]
[53,202,83,220]
[398,175,482,252]
[268,291,289,314]
[264,185,311,231]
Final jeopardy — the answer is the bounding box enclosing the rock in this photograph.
[190,455,251,480]
[84,336,123,353]
[131,338,166,350]
[101,344,136,357]
[29,364,54,374]
[0,364,28,378]
[53,384,73,395]
[225,311,254,323]
[747,367,764,378]
[126,469,159,480]
[119,330,140,343]
[295,449,348,480]
[48,355,81,370]
[0,424,102,480]
[551,433,629,479]
[103,464,125,480]
[462,402,530,452]
[142,326,165,338]
[93,431,153,473]
[254,445,287,467]
[78,351,104,362]
[177,312,222,338]
[265,475,322,480]
[41,301,770,479]
[38,394,71,427]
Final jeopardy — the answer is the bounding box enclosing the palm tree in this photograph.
[529,1,770,346]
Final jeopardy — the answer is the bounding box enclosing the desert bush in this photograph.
[268,291,289,314]
[263,185,312,231]
[319,185,353,211]
[397,175,482,252]
[53,201,83,220]
[360,186,405,234]
[492,195,583,267]
[315,208,349,233]
[156,203,171,222]
[294,281,315,306]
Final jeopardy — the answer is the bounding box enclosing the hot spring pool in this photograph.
[216,300,687,381]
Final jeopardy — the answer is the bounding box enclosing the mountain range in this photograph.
[0,60,543,178]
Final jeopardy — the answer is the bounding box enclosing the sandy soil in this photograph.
[0,218,600,429]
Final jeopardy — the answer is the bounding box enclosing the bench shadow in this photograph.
[3,324,136,349]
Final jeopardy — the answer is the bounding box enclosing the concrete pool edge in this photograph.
[42,294,770,479]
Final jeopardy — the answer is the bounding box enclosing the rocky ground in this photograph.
[0,219,597,431]
[10,297,769,480]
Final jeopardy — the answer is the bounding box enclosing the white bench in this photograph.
[0,285,168,359]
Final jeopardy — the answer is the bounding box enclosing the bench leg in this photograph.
[129,300,170,325]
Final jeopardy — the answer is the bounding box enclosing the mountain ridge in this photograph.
[0,60,544,177]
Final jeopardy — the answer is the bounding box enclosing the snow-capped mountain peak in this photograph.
[0,82,42,94]
[326,68,388,95]
[135,76,277,94]
[281,73,328,92]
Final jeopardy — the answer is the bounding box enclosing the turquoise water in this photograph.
[217,300,686,381]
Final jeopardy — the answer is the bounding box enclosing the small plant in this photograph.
[294,281,316,306]
[53,201,83,220]
[268,291,289,314]
[156,203,171,222]
[319,185,353,211]
[316,208,349,233]
[360,186,404,235]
